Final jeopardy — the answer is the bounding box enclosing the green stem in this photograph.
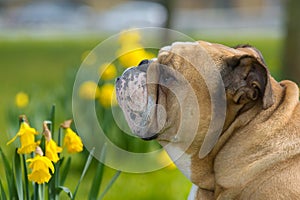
[48,104,57,200]
[22,155,29,200]
[34,183,39,200]
[54,128,62,200]
[40,183,44,200]
[54,163,60,200]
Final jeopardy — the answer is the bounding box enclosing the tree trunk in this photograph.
[160,0,177,41]
[282,0,300,84]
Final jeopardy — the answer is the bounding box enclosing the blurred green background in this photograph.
[1,0,298,199]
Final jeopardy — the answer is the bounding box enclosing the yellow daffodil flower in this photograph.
[117,29,154,68]
[15,92,29,108]
[118,49,154,68]
[118,29,141,45]
[99,63,117,80]
[27,147,55,184]
[45,139,62,163]
[7,116,39,154]
[79,81,100,100]
[63,128,83,153]
[98,83,117,108]
[61,120,83,153]
[43,122,62,163]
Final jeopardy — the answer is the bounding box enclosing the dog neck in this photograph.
[186,78,287,191]
[212,79,300,197]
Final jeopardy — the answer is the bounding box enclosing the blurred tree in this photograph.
[283,0,300,84]
[146,0,177,40]
[147,0,177,29]
[214,0,233,8]
[159,0,176,29]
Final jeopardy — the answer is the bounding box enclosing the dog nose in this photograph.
[138,59,149,66]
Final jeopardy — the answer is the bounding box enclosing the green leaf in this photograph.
[72,147,95,200]
[0,147,17,199]
[98,170,121,200]
[57,186,73,199]
[40,135,46,155]
[13,149,23,200]
[0,179,7,200]
[54,162,60,200]
[48,160,60,199]
[88,144,107,200]
[57,127,62,148]
[60,157,71,186]
[48,172,55,199]
[49,104,56,134]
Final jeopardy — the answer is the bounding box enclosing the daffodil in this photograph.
[45,139,62,163]
[61,120,83,153]
[117,29,154,68]
[98,83,117,108]
[43,121,62,163]
[99,63,117,80]
[79,81,100,100]
[118,48,154,68]
[63,128,83,153]
[15,92,29,108]
[118,29,141,45]
[7,115,39,154]
[27,147,54,184]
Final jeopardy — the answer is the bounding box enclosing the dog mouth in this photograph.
[115,59,166,140]
[142,133,158,140]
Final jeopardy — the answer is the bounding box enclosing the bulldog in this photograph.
[115,41,300,199]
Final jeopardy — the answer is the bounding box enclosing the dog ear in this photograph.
[199,48,275,159]
[257,59,274,109]
[234,45,274,109]
[226,55,274,109]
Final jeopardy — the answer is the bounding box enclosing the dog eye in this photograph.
[158,65,178,86]
[164,76,171,82]
[161,74,175,85]
[138,59,149,66]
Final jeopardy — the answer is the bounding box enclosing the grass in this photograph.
[72,162,191,200]
[0,35,282,199]
[0,38,100,135]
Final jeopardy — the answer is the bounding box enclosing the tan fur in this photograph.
[155,41,300,199]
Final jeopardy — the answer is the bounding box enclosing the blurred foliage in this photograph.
[282,0,300,84]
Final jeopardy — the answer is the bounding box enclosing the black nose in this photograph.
[138,59,149,66]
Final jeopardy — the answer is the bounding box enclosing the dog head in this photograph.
[115,41,274,158]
